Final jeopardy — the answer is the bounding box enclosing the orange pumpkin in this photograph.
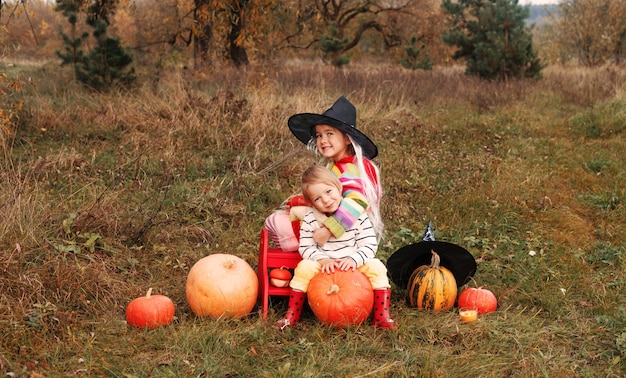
[457,287,497,315]
[186,254,258,318]
[269,266,292,287]
[407,250,457,312]
[307,270,374,328]
[125,288,176,329]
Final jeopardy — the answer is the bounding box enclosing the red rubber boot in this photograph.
[275,289,306,330]
[372,288,396,330]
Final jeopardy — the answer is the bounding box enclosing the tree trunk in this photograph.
[228,0,249,67]
[194,24,213,68]
[193,0,213,68]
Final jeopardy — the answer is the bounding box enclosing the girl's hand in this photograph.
[313,227,332,245]
[335,258,356,271]
[318,258,336,274]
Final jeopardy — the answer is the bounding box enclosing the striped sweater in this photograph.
[298,209,378,267]
[323,156,378,238]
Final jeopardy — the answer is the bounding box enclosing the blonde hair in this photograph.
[301,165,342,205]
[306,134,384,240]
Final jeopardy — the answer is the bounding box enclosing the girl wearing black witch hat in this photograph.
[265,96,384,249]
[268,96,395,330]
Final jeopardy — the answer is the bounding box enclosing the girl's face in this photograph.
[305,182,342,214]
[314,124,352,161]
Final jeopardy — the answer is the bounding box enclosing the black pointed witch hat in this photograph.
[387,222,477,289]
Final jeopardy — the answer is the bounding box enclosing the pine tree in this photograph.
[55,0,136,91]
[442,0,543,80]
[319,23,350,67]
[400,35,433,70]
[75,20,136,91]
[56,12,89,72]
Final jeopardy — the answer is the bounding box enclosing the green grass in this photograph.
[1,61,625,377]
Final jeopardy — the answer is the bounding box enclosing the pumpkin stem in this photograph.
[223,259,236,269]
[327,284,340,295]
[430,250,441,269]
[146,288,153,298]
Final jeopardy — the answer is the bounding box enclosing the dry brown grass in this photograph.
[0,61,625,377]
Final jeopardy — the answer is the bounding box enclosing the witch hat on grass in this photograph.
[387,221,477,289]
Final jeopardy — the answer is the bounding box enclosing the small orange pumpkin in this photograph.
[186,254,258,318]
[269,266,292,287]
[307,270,374,328]
[125,288,176,329]
[457,287,497,315]
[407,250,457,312]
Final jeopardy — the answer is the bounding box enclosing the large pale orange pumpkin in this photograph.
[307,270,374,328]
[186,253,258,318]
[407,250,457,312]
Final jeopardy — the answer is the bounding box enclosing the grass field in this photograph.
[1,61,625,377]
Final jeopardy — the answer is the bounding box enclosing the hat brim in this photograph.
[288,113,378,159]
[386,241,477,289]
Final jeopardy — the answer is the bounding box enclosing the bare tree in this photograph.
[550,0,626,66]
[282,0,414,66]
[193,0,275,67]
